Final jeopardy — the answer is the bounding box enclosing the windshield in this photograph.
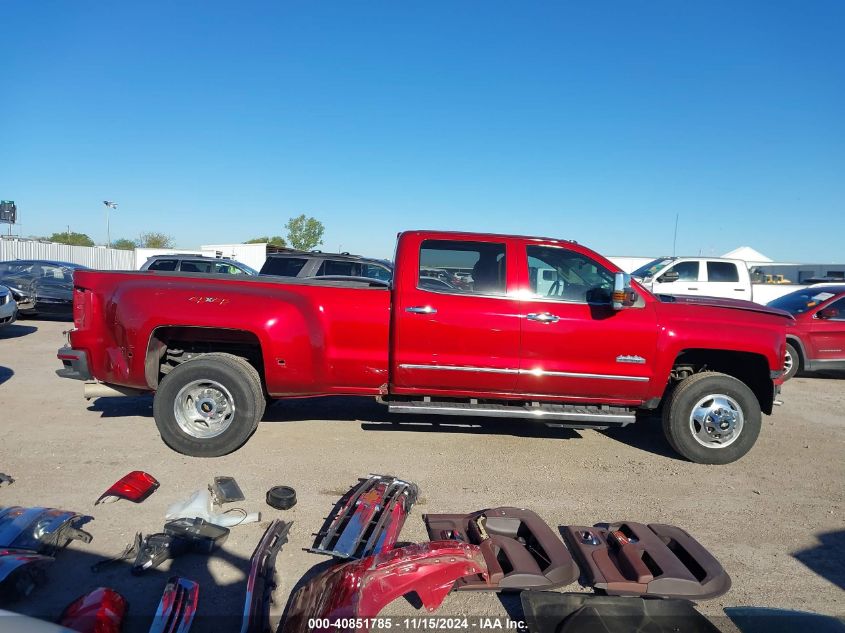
[632,258,673,279]
[768,289,841,315]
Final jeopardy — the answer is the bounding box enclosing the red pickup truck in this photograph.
[57,230,791,464]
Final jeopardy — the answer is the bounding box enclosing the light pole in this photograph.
[103,200,118,248]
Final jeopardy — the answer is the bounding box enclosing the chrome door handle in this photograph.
[687,287,698,291]
[527,312,560,324]
[406,306,437,314]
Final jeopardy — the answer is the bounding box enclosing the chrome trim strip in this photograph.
[397,364,648,382]
[398,363,519,374]
[520,369,648,382]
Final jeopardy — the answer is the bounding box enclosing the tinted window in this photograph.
[419,240,506,296]
[527,245,613,303]
[707,262,739,282]
[318,260,356,276]
[821,297,845,321]
[666,261,699,282]
[260,257,308,277]
[180,260,214,273]
[148,259,177,271]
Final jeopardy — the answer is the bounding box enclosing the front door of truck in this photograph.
[807,297,845,363]
[392,236,521,395]
[516,243,658,401]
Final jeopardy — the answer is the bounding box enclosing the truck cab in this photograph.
[633,257,752,300]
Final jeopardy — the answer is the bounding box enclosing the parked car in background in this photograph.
[259,251,392,282]
[632,257,808,305]
[0,260,88,318]
[767,285,845,379]
[0,285,17,328]
[141,254,257,275]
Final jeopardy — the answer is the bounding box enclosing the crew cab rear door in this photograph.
[699,261,750,300]
[516,241,657,401]
[391,234,521,395]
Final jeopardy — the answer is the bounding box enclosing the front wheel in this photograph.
[662,372,761,465]
[153,353,265,457]
[783,343,800,381]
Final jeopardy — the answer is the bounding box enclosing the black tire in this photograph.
[662,372,761,465]
[153,352,265,457]
[783,342,800,381]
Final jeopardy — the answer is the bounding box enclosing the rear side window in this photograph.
[180,260,214,273]
[317,260,356,276]
[668,261,699,281]
[419,239,506,296]
[261,257,308,276]
[707,262,739,282]
[148,259,177,271]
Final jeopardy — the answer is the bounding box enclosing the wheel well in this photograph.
[146,326,264,390]
[670,349,774,414]
[786,336,805,368]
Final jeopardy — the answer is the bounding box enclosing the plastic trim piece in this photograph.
[284,541,488,633]
[520,592,722,633]
[265,486,297,510]
[0,548,54,601]
[240,519,291,633]
[149,577,199,633]
[311,475,418,560]
[422,507,579,591]
[561,522,732,600]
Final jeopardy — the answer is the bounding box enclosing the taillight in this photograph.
[73,287,87,329]
[59,587,127,633]
[95,471,160,505]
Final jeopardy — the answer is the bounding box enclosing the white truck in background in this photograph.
[631,257,808,305]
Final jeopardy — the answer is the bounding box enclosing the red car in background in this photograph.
[768,285,845,379]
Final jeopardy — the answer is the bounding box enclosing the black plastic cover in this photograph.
[520,592,723,633]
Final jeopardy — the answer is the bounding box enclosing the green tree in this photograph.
[112,238,138,250]
[246,235,287,247]
[49,231,94,247]
[139,232,174,248]
[285,215,324,251]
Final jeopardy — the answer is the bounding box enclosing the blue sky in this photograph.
[1,1,843,261]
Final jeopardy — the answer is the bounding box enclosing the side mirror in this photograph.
[658,270,680,283]
[612,272,637,310]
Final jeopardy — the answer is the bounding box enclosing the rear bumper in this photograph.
[56,346,91,381]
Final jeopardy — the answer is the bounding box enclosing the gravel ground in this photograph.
[1,319,843,631]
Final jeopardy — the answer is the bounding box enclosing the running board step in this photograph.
[386,400,635,427]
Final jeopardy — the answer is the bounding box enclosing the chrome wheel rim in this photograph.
[783,349,794,375]
[689,394,744,448]
[173,379,236,439]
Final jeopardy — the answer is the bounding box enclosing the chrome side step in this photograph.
[386,400,636,427]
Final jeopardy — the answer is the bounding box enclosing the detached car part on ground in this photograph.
[57,230,792,464]
[311,475,418,560]
[284,541,489,633]
[520,592,722,633]
[0,507,92,555]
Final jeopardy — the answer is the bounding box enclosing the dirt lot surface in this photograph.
[1,320,843,631]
